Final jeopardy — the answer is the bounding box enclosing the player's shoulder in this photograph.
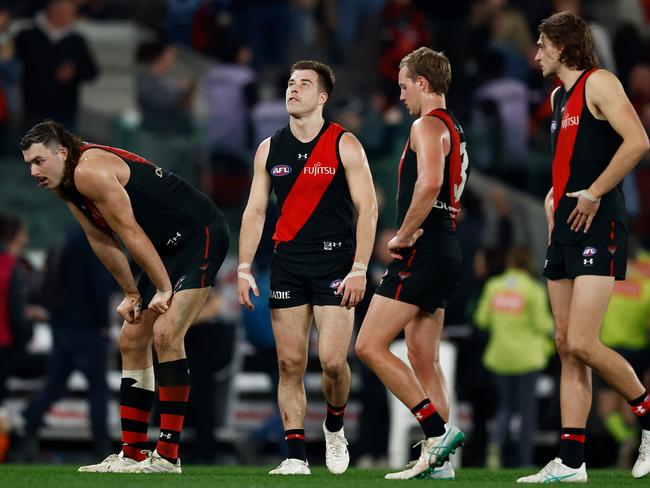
[585,68,622,94]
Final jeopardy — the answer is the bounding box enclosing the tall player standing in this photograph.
[355,47,468,480]
[518,12,650,483]
[237,60,378,475]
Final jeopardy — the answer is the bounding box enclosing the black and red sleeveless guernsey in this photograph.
[375,109,469,312]
[62,143,221,253]
[396,108,469,254]
[550,68,626,245]
[267,121,354,253]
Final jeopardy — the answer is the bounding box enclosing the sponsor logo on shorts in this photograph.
[583,258,594,266]
[173,275,187,292]
[270,290,291,300]
[155,167,164,178]
[582,246,597,257]
[398,271,411,280]
[608,245,618,255]
[271,164,292,176]
[544,259,548,268]
[329,279,342,290]
[198,262,210,271]
[323,241,342,250]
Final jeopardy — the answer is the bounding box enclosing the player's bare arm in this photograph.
[65,200,143,324]
[237,138,272,310]
[337,132,378,308]
[567,70,650,232]
[74,150,172,314]
[388,116,448,259]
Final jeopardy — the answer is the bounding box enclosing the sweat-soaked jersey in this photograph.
[60,143,220,254]
[266,121,354,253]
[550,68,626,244]
[396,108,470,256]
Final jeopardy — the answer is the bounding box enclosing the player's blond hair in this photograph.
[399,47,451,95]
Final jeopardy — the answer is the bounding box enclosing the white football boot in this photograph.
[517,458,587,483]
[116,449,181,474]
[384,424,464,480]
[269,458,311,475]
[632,429,650,479]
[77,451,140,473]
[324,423,350,474]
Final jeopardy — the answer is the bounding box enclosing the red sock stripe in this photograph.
[413,401,437,422]
[122,444,147,461]
[285,433,305,440]
[561,433,586,443]
[159,385,190,402]
[631,394,650,417]
[122,430,148,445]
[327,405,346,416]
[120,405,150,423]
[156,439,179,460]
[160,413,185,432]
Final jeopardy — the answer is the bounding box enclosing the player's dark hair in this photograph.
[20,120,84,190]
[399,47,451,96]
[290,60,336,98]
[539,11,598,70]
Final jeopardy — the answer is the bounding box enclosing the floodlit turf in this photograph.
[0,465,643,487]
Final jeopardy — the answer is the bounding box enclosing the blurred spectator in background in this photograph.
[135,37,194,135]
[0,215,34,406]
[474,246,554,468]
[240,0,291,69]
[596,247,650,468]
[15,0,98,130]
[202,42,256,156]
[0,2,18,155]
[18,224,115,462]
[251,74,289,148]
[378,0,430,98]
[471,48,530,185]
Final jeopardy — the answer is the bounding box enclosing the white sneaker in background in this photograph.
[323,423,349,474]
[516,458,587,483]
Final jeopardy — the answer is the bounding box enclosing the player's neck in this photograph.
[557,65,586,92]
[289,112,325,143]
[419,94,446,117]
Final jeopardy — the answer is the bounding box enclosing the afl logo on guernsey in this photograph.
[551,120,557,133]
[271,164,292,176]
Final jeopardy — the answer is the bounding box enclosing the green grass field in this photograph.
[0,466,643,487]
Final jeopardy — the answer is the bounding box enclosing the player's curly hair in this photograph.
[20,120,84,191]
[539,11,598,70]
[290,60,336,98]
[399,47,451,96]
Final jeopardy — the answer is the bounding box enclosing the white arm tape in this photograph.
[352,261,368,271]
[237,271,258,290]
[340,270,367,287]
[238,263,251,270]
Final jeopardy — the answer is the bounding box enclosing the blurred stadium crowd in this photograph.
[0,0,649,470]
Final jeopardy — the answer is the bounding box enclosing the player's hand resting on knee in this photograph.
[149,289,172,314]
[118,292,143,324]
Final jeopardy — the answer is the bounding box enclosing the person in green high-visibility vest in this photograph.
[474,246,554,469]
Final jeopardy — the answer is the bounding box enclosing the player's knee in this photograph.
[566,338,592,364]
[321,357,347,379]
[354,339,373,366]
[118,326,148,353]
[554,333,570,357]
[278,354,306,377]
[153,327,182,354]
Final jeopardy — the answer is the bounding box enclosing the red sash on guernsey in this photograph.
[0,253,17,347]
[273,123,345,244]
[552,68,597,211]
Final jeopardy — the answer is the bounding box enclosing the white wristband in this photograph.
[582,190,599,203]
[238,263,251,270]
